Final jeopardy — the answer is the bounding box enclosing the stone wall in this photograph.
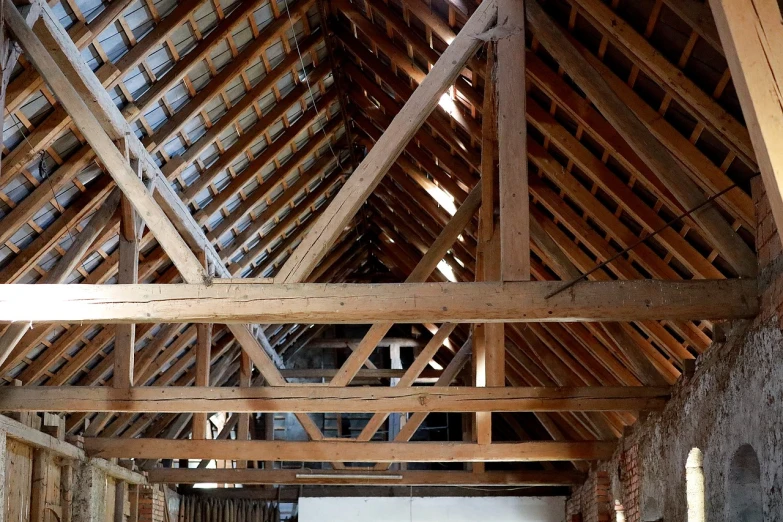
[565,178,783,522]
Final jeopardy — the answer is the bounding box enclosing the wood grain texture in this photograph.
[84,438,616,462]
[0,386,669,413]
[0,279,757,324]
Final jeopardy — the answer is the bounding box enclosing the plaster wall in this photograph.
[299,496,566,522]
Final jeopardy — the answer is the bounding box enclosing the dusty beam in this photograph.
[146,468,584,486]
[0,279,757,324]
[0,386,669,413]
[84,439,615,462]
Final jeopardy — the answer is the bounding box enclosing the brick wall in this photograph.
[138,485,166,522]
[564,179,783,521]
[753,176,783,325]
[618,443,640,522]
[565,470,612,522]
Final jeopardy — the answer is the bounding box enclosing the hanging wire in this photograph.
[281,0,344,170]
[3,108,97,277]
[545,172,760,299]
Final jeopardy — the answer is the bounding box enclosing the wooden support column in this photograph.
[387,342,403,445]
[497,0,530,282]
[475,42,502,459]
[0,430,6,522]
[193,253,212,441]
[237,352,252,468]
[114,192,138,389]
[709,0,783,249]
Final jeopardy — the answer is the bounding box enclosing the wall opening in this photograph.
[728,444,762,522]
[685,448,705,522]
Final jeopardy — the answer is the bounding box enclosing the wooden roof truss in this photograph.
[0,0,774,490]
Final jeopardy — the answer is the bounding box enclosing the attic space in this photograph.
[0,0,780,520]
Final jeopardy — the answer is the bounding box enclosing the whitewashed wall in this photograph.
[299,496,566,522]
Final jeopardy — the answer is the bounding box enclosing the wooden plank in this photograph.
[273,0,497,283]
[84,438,615,462]
[526,0,757,278]
[0,386,669,413]
[497,0,530,281]
[147,468,584,486]
[708,0,783,249]
[0,279,757,324]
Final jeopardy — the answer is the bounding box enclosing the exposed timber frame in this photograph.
[0,279,757,324]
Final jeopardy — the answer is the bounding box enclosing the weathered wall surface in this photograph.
[566,177,783,522]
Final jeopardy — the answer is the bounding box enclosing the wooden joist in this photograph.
[83,438,615,462]
[147,468,584,486]
[0,279,757,324]
[0,386,669,413]
[708,0,783,248]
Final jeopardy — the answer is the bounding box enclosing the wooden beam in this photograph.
[274,0,497,283]
[708,0,783,249]
[0,386,669,413]
[114,196,138,389]
[84,438,615,462]
[147,468,584,486]
[0,188,121,370]
[0,279,757,324]
[497,0,530,282]
[192,322,212,440]
[526,0,757,278]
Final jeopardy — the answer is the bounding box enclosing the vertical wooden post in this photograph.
[193,253,212,441]
[0,430,6,522]
[264,413,274,471]
[236,352,252,468]
[497,0,529,282]
[61,464,73,522]
[474,41,504,463]
[30,448,49,522]
[114,192,138,389]
[388,342,403,470]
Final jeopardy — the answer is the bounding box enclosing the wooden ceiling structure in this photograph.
[0,0,775,492]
